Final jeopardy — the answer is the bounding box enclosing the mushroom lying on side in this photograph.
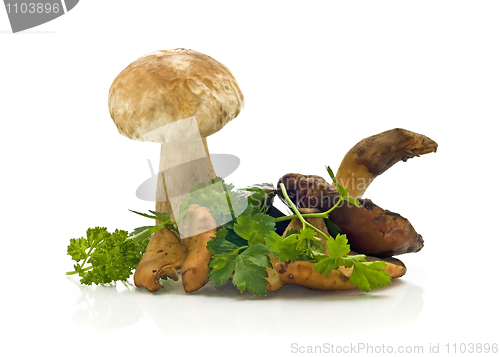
[271,210,406,291]
[276,260,356,291]
[134,227,187,292]
[274,256,406,291]
[277,173,423,257]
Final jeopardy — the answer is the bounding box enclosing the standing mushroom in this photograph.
[108,49,244,222]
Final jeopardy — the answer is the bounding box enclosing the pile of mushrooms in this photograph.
[269,128,437,291]
[107,49,437,294]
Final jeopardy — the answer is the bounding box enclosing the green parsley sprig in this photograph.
[206,202,276,296]
[67,210,177,286]
[66,227,148,285]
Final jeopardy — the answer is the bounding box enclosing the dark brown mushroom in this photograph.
[277,173,423,257]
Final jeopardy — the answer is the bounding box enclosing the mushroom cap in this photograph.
[108,49,244,142]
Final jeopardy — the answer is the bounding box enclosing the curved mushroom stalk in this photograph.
[179,204,217,293]
[336,128,438,199]
[134,227,187,292]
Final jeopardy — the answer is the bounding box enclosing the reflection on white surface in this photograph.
[68,277,424,337]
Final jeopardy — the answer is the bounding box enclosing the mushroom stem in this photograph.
[155,138,215,225]
[202,138,216,180]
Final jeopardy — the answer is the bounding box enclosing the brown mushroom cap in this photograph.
[108,49,244,142]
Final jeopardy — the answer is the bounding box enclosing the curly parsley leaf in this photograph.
[67,237,89,262]
[233,210,276,246]
[67,227,146,285]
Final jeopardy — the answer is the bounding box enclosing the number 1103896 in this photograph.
[445,343,498,354]
[5,3,60,14]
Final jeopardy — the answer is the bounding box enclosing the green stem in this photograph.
[275,213,328,222]
[324,196,344,215]
[66,266,92,275]
[260,194,268,213]
[303,220,330,240]
[279,183,307,230]
[278,183,330,241]
[231,245,248,255]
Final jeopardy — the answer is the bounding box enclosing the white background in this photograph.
[1,1,499,356]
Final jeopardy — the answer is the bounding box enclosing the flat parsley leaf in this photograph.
[209,255,237,286]
[233,210,276,246]
[314,233,391,291]
[327,233,351,258]
[206,228,241,256]
[350,261,391,292]
[241,243,271,267]
[232,244,271,295]
[314,234,354,274]
[207,217,272,295]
